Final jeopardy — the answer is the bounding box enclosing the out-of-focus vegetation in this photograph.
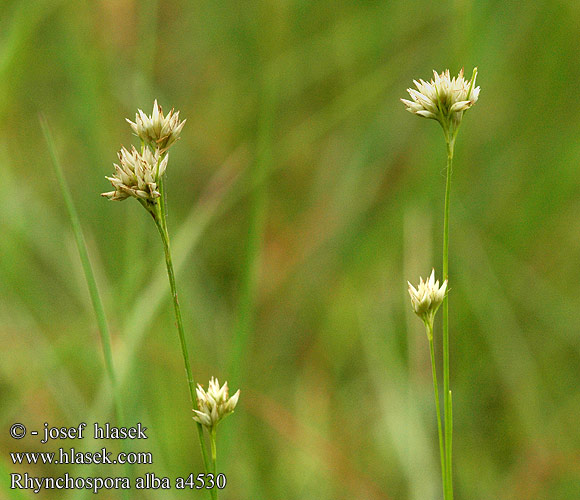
[1,0,580,499]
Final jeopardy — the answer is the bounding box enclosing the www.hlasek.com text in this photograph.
[11,447,152,465]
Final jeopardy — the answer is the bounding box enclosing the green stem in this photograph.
[150,175,212,477]
[42,115,131,500]
[228,73,274,389]
[41,115,124,423]
[427,322,446,499]
[448,388,453,497]
[442,133,455,500]
[210,428,218,500]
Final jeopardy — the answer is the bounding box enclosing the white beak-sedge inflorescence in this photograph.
[101,145,168,201]
[102,100,184,202]
[126,99,186,153]
[192,377,240,431]
[401,68,480,130]
[408,269,448,330]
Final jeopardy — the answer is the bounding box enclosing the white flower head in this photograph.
[408,269,448,328]
[127,100,186,153]
[192,377,240,430]
[101,146,168,202]
[401,68,479,129]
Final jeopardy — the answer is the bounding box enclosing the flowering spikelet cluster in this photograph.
[102,146,168,201]
[401,68,479,129]
[127,100,186,153]
[408,270,448,329]
[102,101,184,203]
[192,378,240,430]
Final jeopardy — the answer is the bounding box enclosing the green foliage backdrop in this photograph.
[1,0,579,498]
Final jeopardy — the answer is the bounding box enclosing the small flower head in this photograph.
[127,100,186,153]
[101,146,168,201]
[192,377,240,430]
[401,68,479,130]
[408,270,448,328]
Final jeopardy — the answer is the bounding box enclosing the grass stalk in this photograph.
[228,73,276,387]
[42,115,132,500]
[40,115,124,425]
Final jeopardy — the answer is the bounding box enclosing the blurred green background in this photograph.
[1,0,580,499]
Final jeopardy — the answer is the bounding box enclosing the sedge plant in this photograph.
[402,68,480,499]
[102,102,239,499]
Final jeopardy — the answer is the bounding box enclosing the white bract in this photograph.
[127,100,186,153]
[408,269,448,328]
[102,146,168,201]
[192,378,240,430]
[401,68,479,129]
